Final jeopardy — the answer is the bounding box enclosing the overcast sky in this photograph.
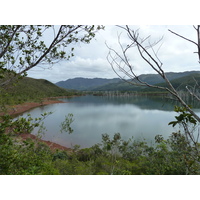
[27,25,200,83]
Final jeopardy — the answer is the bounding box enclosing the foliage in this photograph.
[169,105,199,146]
[1,112,200,174]
[0,112,57,174]
[0,111,74,174]
[0,25,104,83]
[169,106,197,127]
[60,113,74,134]
[57,132,199,175]
[0,76,80,106]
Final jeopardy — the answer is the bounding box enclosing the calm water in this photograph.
[18,95,200,148]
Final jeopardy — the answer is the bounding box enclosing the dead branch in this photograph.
[107,25,200,123]
[169,25,200,63]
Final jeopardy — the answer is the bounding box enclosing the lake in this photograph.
[18,95,200,148]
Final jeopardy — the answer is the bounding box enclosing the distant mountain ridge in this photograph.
[55,77,121,90]
[93,71,200,91]
[55,71,200,91]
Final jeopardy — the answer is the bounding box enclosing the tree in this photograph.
[107,25,200,146]
[0,25,104,87]
[0,25,104,175]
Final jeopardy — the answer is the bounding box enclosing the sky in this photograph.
[2,1,199,84]
[26,25,200,83]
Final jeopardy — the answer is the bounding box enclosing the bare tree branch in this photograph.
[107,25,200,123]
[168,29,198,46]
[185,77,200,101]
[169,25,200,63]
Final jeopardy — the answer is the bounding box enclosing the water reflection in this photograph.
[18,95,188,148]
[61,95,178,111]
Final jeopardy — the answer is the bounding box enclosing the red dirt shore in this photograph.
[2,99,65,116]
[1,98,72,151]
[19,133,71,152]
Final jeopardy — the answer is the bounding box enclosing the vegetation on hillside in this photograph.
[57,71,200,92]
[0,76,81,106]
[94,72,200,92]
[142,73,200,92]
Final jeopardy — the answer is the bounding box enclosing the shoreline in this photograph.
[2,95,82,117]
[19,133,72,152]
[1,97,73,151]
[3,99,66,117]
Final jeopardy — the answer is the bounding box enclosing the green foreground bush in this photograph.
[1,120,200,175]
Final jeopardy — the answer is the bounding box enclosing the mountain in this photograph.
[55,71,200,92]
[1,77,73,105]
[142,72,200,93]
[92,71,200,91]
[55,77,121,91]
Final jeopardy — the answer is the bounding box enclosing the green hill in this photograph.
[92,71,200,92]
[0,77,75,105]
[55,71,200,92]
[141,73,200,93]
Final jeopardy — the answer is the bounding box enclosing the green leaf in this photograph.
[168,121,178,127]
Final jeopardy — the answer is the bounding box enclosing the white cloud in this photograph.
[28,56,118,83]
[27,25,200,83]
